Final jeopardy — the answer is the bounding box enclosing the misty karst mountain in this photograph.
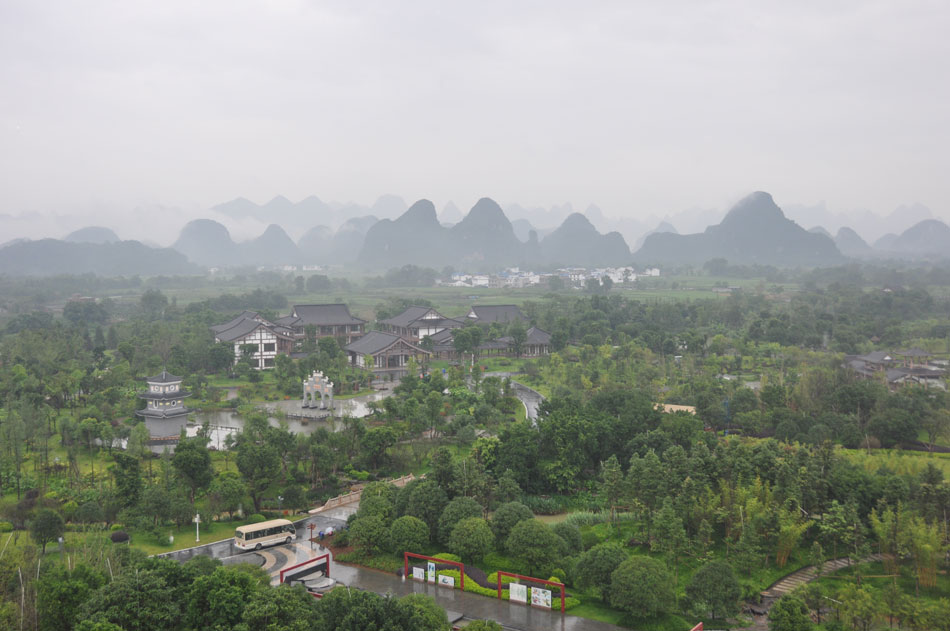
[834,227,873,258]
[359,199,451,268]
[877,219,950,259]
[357,197,630,270]
[449,198,525,265]
[296,216,377,265]
[633,191,844,267]
[536,213,631,267]
[633,221,678,250]
[213,194,407,231]
[214,195,332,227]
[244,224,301,265]
[173,219,241,267]
[0,239,198,276]
[64,226,121,244]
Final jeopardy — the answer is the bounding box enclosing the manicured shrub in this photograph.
[491,502,533,543]
[551,522,582,553]
[505,520,563,577]
[389,515,429,557]
[247,514,266,524]
[438,497,482,545]
[609,555,674,617]
[432,552,461,563]
[349,516,390,554]
[448,518,494,563]
[110,530,130,543]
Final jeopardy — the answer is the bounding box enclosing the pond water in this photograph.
[188,387,394,449]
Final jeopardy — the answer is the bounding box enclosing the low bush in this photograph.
[110,530,130,543]
[432,552,461,563]
[522,495,563,515]
[0,522,13,533]
[247,514,266,524]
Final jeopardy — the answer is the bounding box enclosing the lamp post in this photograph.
[194,513,201,543]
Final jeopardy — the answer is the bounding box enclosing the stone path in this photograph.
[761,553,886,599]
[740,553,887,630]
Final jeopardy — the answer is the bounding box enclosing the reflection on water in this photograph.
[187,409,333,450]
[188,388,393,449]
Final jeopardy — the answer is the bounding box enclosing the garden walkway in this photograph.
[760,553,886,599]
[740,553,887,630]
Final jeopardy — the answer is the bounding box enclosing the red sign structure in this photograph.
[279,552,331,593]
[689,624,703,631]
[403,552,465,591]
[496,571,566,614]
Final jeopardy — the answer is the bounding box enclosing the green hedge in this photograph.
[436,569,579,611]
[432,552,461,563]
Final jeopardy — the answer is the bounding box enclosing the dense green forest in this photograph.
[1,267,949,629]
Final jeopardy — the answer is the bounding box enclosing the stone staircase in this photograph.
[761,553,886,599]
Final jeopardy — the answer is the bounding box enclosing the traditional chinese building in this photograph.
[136,370,191,451]
[378,306,463,343]
[466,304,527,324]
[275,304,366,347]
[344,331,430,376]
[211,311,295,370]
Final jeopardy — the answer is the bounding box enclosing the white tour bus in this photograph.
[234,518,296,551]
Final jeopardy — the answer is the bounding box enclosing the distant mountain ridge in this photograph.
[213,194,407,231]
[834,227,873,258]
[358,197,631,270]
[877,219,950,259]
[64,226,121,243]
[0,239,198,276]
[633,192,844,267]
[172,216,378,268]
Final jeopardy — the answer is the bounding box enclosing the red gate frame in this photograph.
[403,552,465,590]
[496,571,566,614]
[279,552,331,586]
[690,624,703,631]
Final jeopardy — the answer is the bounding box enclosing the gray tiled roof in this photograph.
[897,348,932,357]
[526,326,551,344]
[380,306,439,328]
[344,331,428,356]
[214,318,266,342]
[211,311,261,334]
[146,370,182,383]
[468,304,526,324]
[291,304,366,326]
[273,314,300,326]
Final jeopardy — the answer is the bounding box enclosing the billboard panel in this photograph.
[531,586,552,609]
[509,582,527,604]
[412,567,425,582]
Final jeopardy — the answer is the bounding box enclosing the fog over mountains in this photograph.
[2,192,949,276]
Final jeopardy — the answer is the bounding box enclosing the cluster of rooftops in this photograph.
[211,303,552,373]
[845,348,947,389]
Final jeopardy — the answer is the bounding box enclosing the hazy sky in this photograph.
[1,0,948,235]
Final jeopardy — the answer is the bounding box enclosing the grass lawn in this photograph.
[916,428,950,448]
[841,447,950,478]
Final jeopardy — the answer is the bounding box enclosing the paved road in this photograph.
[482,372,545,424]
[331,565,621,631]
[511,381,544,423]
[156,506,353,566]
